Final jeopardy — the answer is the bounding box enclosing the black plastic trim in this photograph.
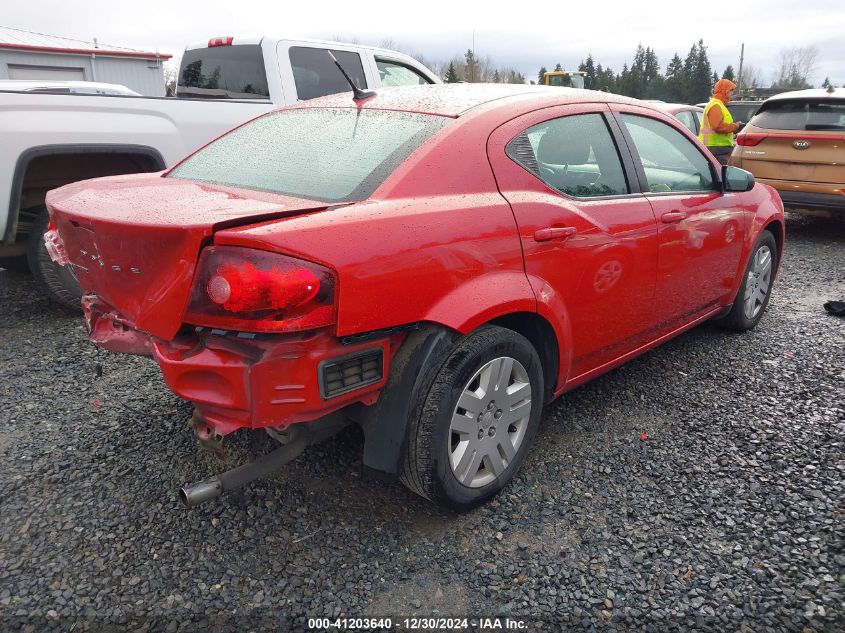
[358,324,459,477]
[777,190,845,212]
[318,348,384,400]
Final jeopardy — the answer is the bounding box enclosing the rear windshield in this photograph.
[177,45,269,99]
[750,99,845,131]
[169,108,450,202]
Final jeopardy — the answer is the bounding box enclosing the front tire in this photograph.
[27,206,83,311]
[719,230,778,331]
[400,326,544,511]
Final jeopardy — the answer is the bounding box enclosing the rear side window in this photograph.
[178,45,269,99]
[376,59,431,86]
[751,99,845,131]
[727,103,761,123]
[506,113,628,198]
[621,114,716,193]
[169,108,449,202]
[289,47,367,100]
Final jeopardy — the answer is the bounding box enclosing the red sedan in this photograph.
[45,84,784,510]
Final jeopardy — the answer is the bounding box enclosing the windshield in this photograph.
[169,108,450,202]
[750,99,845,131]
[177,45,269,100]
[548,75,585,89]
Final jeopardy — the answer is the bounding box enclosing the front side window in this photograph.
[289,47,367,100]
[506,113,628,198]
[750,99,845,131]
[169,108,449,202]
[621,114,716,193]
[376,59,431,86]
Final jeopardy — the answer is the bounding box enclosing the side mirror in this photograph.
[722,165,755,192]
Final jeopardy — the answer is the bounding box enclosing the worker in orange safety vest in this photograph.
[699,78,744,165]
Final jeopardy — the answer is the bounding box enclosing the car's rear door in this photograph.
[488,103,659,380]
[609,103,748,329]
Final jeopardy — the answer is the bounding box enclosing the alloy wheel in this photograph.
[743,244,772,319]
[448,356,532,488]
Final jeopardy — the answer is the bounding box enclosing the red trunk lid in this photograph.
[46,173,331,339]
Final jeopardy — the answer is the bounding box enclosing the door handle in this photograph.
[534,226,577,242]
[661,210,687,223]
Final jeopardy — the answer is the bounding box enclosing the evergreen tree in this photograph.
[578,54,597,90]
[493,70,501,83]
[722,65,735,81]
[643,47,662,98]
[464,49,478,82]
[538,66,547,85]
[628,45,647,98]
[821,76,832,88]
[444,62,459,83]
[554,63,563,72]
[618,63,631,97]
[595,64,616,93]
[664,53,685,102]
[683,39,713,103]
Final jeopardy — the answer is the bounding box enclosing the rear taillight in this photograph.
[208,36,234,47]
[185,246,336,333]
[736,133,766,147]
[43,229,69,266]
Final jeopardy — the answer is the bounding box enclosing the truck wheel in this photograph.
[401,326,544,510]
[718,230,777,332]
[27,206,83,311]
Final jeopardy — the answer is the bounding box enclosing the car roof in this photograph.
[766,88,843,102]
[651,102,703,114]
[293,83,647,118]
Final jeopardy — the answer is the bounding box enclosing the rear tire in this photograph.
[27,206,83,311]
[400,325,544,511]
[719,230,777,331]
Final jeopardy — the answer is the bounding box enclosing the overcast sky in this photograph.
[5,0,844,86]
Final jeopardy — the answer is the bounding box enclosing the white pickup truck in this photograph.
[0,36,440,306]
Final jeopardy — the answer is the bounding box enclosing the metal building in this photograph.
[0,26,171,96]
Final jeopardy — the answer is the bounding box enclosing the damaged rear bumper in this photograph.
[84,297,398,438]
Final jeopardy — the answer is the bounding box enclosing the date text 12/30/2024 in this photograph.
[307,618,529,630]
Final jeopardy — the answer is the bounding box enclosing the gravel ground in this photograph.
[1,214,843,632]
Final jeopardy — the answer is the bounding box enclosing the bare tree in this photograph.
[163,57,180,96]
[330,35,360,44]
[773,46,818,89]
[738,63,763,89]
[477,54,494,82]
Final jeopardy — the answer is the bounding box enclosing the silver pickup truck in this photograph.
[0,36,439,307]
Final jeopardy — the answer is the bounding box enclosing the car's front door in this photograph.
[610,104,748,329]
[488,104,659,381]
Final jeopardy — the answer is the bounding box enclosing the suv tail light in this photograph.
[185,246,336,333]
[736,133,766,147]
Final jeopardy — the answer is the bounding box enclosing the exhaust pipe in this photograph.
[180,425,307,508]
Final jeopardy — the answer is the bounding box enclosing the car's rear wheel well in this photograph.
[7,146,165,244]
[488,312,559,402]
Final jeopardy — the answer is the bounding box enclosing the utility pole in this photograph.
[472,30,476,83]
[737,42,745,95]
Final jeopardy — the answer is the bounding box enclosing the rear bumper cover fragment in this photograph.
[84,298,400,437]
